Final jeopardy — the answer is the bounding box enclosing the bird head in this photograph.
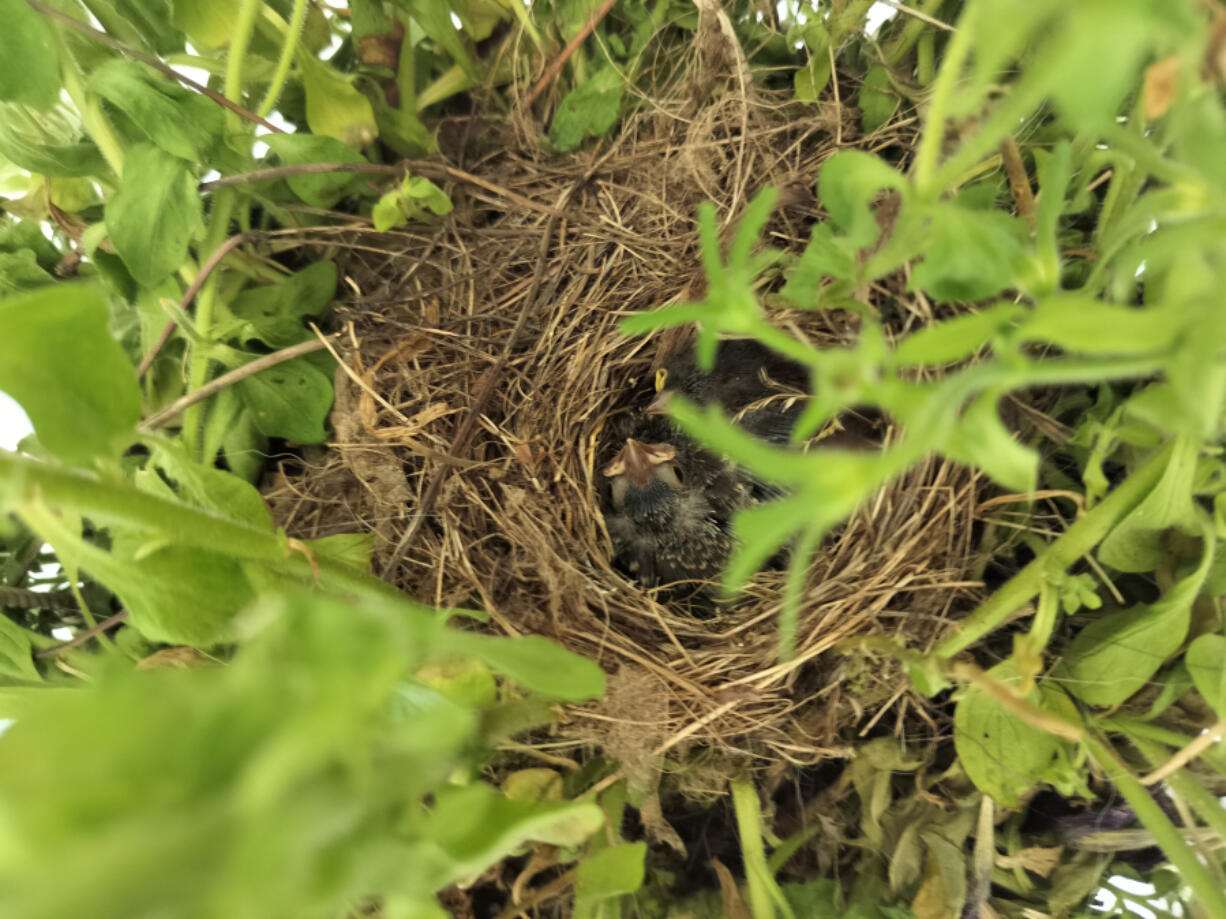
[603,439,682,509]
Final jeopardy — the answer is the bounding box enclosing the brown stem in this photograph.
[140,337,330,430]
[524,0,620,107]
[35,611,129,657]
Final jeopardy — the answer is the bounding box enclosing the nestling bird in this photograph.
[601,338,810,591]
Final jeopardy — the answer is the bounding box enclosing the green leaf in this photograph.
[817,151,908,248]
[235,355,334,444]
[230,261,338,347]
[794,53,831,103]
[372,175,453,231]
[90,59,224,160]
[262,133,368,208]
[575,843,647,904]
[0,285,140,463]
[106,143,203,287]
[0,103,108,177]
[1058,525,1211,707]
[397,0,479,80]
[1098,436,1200,572]
[171,0,243,48]
[304,533,375,572]
[297,52,377,149]
[953,660,1062,807]
[859,65,898,133]
[945,390,1037,492]
[0,249,55,295]
[780,223,855,308]
[1186,634,1226,716]
[442,633,605,701]
[549,67,624,152]
[911,204,1027,302]
[892,303,1024,367]
[0,0,60,110]
[0,615,40,683]
[140,445,275,531]
[1019,296,1181,355]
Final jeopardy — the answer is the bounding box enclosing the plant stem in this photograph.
[258,0,307,117]
[0,452,403,604]
[911,0,976,197]
[1084,733,1226,918]
[934,440,1174,659]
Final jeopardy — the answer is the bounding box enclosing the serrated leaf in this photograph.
[549,67,624,152]
[91,59,224,160]
[0,0,60,110]
[106,143,203,286]
[0,285,140,462]
[1186,634,1226,716]
[235,355,334,444]
[262,133,368,208]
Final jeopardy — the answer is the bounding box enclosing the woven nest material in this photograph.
[264,86,990,769]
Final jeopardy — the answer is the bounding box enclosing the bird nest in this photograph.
[264,89,989,772]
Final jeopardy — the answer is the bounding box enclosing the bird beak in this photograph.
[603,438,675,485]
[646,390,673,415]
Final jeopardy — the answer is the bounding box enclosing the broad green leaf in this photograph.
[1019,296,1181,355]
[396,0,479,80]
[231,261,338,347]
[107,143,203,286]
[102,0,186,55]
[549,67,624,152]
[944,390,1037,492]
[0,104,108,177]
[1059,525,1211,707]
[235,355,334,444]
[304,532,375,573]
[0,249,55,295]
[794,54,831,103]
[859,65,898,133]
[0,0,60,110]
[501,768,563,803]
[780,223,855,308]
[417,657,497,709]
[91,59,224,160]
[0,614,40,682]
[297,52,377,149]
[0,285,140,462]
[140,445,275,531]
[953,660,1063,807]
[442,633,605,701]
[1186,634,1226,716]
[911,204,1027,302]
[574,842,647,905]
[372,176,453,231]
[817,151,907,248]
[1098,436,1200,572]
[172,0,242,48]
[892,303,1024,367]
[262,133,368,208]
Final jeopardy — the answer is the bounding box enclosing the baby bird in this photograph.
[602,437,741,588]
[647,338,809,445]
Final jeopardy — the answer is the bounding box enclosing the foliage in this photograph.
[1,0,1226,917]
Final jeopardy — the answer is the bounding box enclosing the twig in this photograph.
[524,0,620,107]
[140,338,330,430]
[137,232,258,378]
[200,162,403,191]
[1000,135,1037,230]
[1141,716,1226,786]
[25,0,285,134]
[380,184,576,576]
[875,0,956,32]
[0,585,77,611]
[35,611,129,657]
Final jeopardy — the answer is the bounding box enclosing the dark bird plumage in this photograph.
[601,338,811,591]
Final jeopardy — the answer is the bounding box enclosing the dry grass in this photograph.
[263,71,990,774]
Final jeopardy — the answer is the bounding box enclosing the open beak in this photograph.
[646,390,673,415]
[603,438,675,485]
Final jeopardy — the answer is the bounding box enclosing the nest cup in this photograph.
[264,91,987,769]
